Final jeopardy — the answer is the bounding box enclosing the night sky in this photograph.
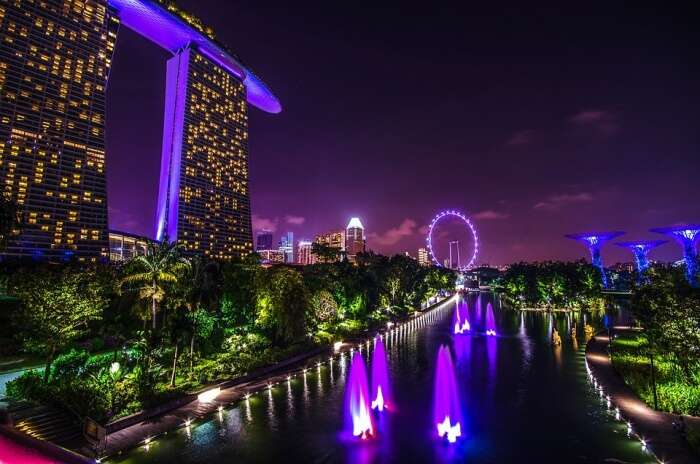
[106,2,699,265]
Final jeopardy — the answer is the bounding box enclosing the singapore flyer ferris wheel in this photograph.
[426,210,479,271]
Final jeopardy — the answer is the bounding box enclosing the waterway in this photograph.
[109,293,650,463]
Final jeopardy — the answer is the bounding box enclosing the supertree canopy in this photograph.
[565,231,625,288]
[615,240,666,276]
[650,224,700,286]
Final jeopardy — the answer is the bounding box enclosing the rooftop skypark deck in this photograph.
[108,0,282,114]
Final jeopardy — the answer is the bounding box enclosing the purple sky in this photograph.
[106,2,699,265]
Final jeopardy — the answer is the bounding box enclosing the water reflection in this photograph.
[109,295,650,464]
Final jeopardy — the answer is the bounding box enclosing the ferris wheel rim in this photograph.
[425,210,479,271]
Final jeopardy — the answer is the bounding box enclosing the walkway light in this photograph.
[198,387,221,403]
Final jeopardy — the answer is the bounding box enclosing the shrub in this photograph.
[6,370,48,403]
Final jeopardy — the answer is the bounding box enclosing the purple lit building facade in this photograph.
[0,0,279,260]
[155,47,253,259]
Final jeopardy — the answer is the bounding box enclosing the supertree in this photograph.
[565,231,625,288]
[650,224,700,286]
[615,240,666,281]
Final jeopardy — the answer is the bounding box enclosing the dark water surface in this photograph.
[110,294,651,463]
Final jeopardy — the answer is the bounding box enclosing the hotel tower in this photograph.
[0,0,280,261]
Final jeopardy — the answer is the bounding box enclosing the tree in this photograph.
[10,266,108,383]
[633,265,700,381]
[311,242,341,263]
[0,194,20,250]
[120,240,189,330]
[255,267,310,346]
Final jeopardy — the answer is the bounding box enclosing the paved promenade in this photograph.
[99,296,454,460]
[586,329,699,464]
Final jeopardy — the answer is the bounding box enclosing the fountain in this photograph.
[371,336,393,412]
[485,302,497,336]
[345,351,375,439]
[433,345,463,443]
[452,300,470,334]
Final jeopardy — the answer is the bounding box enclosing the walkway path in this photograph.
[585,328,698,464]
[98,296,454,460]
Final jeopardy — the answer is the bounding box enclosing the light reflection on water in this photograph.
[109,294,650,464]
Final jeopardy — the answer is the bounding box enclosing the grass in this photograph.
[611,331,700,454]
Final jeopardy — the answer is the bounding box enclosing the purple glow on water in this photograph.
[485,302,497,336]
[345,352,375,439]
[452,300,470,334]
[371,336,392,412]
[433,345,463,443]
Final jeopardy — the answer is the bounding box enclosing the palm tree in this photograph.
[120,240,190,330]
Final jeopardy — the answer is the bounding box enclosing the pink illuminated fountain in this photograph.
[345,351,375,439]
[433,345,463,443]
[370,336,393,412]
[485,302,497,336]
[452,300,470,335]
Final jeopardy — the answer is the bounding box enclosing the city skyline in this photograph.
[105,1,698,266]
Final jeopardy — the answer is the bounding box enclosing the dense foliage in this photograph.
[2,245,455,424]
[498,261,604,310]
[611,263,700,418]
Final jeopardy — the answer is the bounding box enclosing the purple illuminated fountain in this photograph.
[371,336,393,412]
[485,302,497,336]
[452,300,470,334]
[433,345,463,443]
[345,352,375,439]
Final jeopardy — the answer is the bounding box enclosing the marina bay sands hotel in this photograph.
[0,0,281,260]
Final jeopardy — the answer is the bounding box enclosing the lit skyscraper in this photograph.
[278,231,293,263]
[256,229,273,251]
[315,230,345,251]
[0,0,280,261]
[0,0,119,260]
[297,240,313,265]
[418,247,429,266]
[155,47,252,259]
[345,217,365,262]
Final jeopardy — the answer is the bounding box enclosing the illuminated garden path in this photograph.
[107,295,653,464]
[586,329,698,463]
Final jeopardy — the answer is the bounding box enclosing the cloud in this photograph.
[473,210,510,220]
[418,225,430,235]
[284,215,306,225]
[368,219,417,246]
[534,192,593,211]
[569,109,618,135]
[505,130,534,146]
[252,214,279,232]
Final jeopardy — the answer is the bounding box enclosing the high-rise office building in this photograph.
[278,231,293,263]
[418,247,430,266]
[258,248,284,264]
[314,230,345,262]
[0,0,280,261]
[345,217,365,262]
[0,0,119,260]
[155,47,252,260]
[256,229,273,251]
[315,230,345,251]
[296,240,313,265]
